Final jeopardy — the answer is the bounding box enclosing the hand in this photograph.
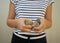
[16,18,32,32]
[33,18,47,34]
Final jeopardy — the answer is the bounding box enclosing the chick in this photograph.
[24,19,33,25]
[24,18,41,27]
[34,18,41,27]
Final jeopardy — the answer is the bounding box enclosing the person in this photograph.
[7,0,54,43]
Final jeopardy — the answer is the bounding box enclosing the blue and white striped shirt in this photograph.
[10,0,54,39]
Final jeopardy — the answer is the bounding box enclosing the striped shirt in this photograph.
[10,0,54,39]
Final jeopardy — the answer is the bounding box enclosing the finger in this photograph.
[34,23,44,33]
[23,25,32,29]
[37,26,46,34]
[32,24,35,27]
[34,23,44,31]
[21,28,31,32]
[34,29,44,34]
[34,27,39,31]
[26,25,32,28]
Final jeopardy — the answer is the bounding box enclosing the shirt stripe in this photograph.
[10,0,54,36]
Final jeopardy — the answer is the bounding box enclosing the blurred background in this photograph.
[0,0,60,43]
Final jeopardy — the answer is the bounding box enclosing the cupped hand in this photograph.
[32,18,47,34]
[16,18,32,32]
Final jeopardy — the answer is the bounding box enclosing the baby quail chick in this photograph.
[24,19,33,25]
[34,18,41,27]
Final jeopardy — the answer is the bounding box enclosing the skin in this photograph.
[7,1,52,34]
[7,1,32,32]
[33,4,52,34]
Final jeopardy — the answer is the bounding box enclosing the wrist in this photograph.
[14,19,18,28]
[15,18,25,28]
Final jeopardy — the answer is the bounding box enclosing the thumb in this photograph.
[25,25,32,29]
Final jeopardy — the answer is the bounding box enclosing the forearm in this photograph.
[45,19,52,29]
[7,19,17,28]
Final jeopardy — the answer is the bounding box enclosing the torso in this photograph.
[10,0,54,39]
[11,0,50,36]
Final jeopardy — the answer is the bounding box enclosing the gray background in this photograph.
[0,0,60,43]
